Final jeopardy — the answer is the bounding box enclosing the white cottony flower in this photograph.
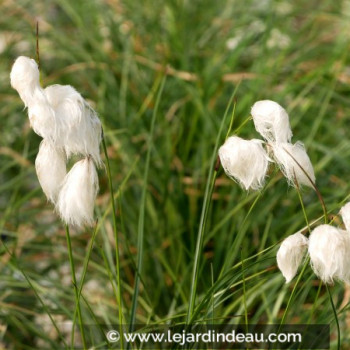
[271,142,315,188]
[308,224,350,284]
[44,84,102,165]
[28,98,57,140]
[10,56,102,165]
[57,158,99,228]
[35,140,67,203]
[218,136,270,190]
[10,56,40,106]
[11,56,103,229]
[11,57,56,140]
[277,232,308,283]
[251,100,292,143]
[340,202,350,232]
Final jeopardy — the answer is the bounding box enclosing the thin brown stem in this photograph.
[36,21,40,70]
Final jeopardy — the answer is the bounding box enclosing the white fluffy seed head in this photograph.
[277,232,308,283]
[10,56,40,106]
[308,224,350,284]
[218,136,270,190]
[10,56,102,166]
[35,140,67,203]
[44,84,102,166]
[340,202,350,232]
[251,100,292,143]
[27,94,57,140]
[57,158,99,228]
[272,142,315,188]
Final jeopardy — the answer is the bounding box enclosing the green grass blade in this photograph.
[65,224,87,349]
[102,134,125,349]
[129,74,167,331]
[186,86,239,325]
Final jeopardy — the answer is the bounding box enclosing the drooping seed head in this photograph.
[251,100,292,143]
[218,136,270,191]
[308,224,350,284]
[57,157,99,228]
[35,139,67,203]
[271,142,315,188]
[10,56,40,105]
[277,232,308,283]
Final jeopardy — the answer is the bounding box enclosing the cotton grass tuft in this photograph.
[27,99,57,140]
[10,56,40,106]
[35,140,67,204]
[251,100,292,143]
[218,136,270,190]
[10,56,102,166]
[44,84,102,166]
[308,224,350,284]
[11,56,103,228]
[57,158,99,228]
[276,232,308,283]
[271,142,315,188]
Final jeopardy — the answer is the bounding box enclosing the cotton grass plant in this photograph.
[10,54,126,348]
[8,64,347,348]
[10,56,102,228]
[218,99,346,349]
[3,1,350,349]
[219,100,316,191]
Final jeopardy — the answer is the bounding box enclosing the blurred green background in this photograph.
[2,0,350,348]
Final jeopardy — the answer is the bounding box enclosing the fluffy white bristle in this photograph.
[251,100,292,143]
[272,142,315,188]
[10,56,102,166]
[44,84,102,166]
[11,56,103,229]
[277,232,308,283]
[218,136,270,190]
[308,224,350,284]
[10,56,40,106]
[57,158,99,228]
[35,140,67,203]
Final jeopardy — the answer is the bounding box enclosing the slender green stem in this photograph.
[129,74,167,332]
[326,285,340,350]
[186,87,239,325]
[224,101,237,140]
[285,153,340,346]
[69,224,112,349]
[187,171,218,324]
[80,293,112,350]
[71,222,100,341]
[65,224,87,349]
[241,247,248,331]
[308,282,322,324]
[294,177,311,234]
[233,115,252,135]
[77,222,99,299]
[102,135,124,349]
[279,257,310,329]
[210,263,214,324]
[219,191,263,277]
[278,183,312,329]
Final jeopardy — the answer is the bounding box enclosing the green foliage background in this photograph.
[1,0,350,348]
